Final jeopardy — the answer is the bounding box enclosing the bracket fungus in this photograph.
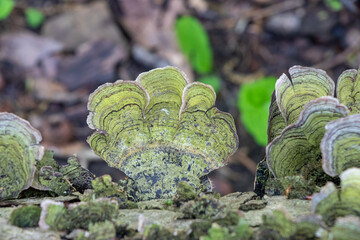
[321,114,360,177]
[311,168,360,226]
[266,97,348,179]
[275,66,334,126]
[0,112,44,200]
[267,66,336,142]
[336,68,360,114]
[256,65,360,196]
[264,66,338,186]
[255,65,360,198]
[87,66,238,200]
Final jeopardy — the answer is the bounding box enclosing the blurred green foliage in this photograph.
[238,77,277,146]
[234,218,253,238]
[175,16,221,93]
[0,0,14,20]
[201,219,253,240]
[197,75,221,94]
[325,0,343,11]
[25,8,44,28]
[175,16,213,74]
[0,0,44,28]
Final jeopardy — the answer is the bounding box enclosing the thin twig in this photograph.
[313,44,360,71]
[242,0,305,21]
[232,147,257,174]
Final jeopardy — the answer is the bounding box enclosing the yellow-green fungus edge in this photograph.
[275,65,335,125]
[267,91,286,144]
[0,112,44,200]
[321,114,360,177]
[266,97,348,179]
[86,66,238,200]
[336,67,360,114]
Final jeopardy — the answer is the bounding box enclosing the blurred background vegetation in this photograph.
[0,0,359,194]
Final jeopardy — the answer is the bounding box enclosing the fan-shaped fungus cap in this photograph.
[336,68,360,114]
[266,97,348,179]
[258,65,360,196]
[87,66,238,200]
[321,114,360,177]
[0,112,44,200]
[275,66,335,125]
[267,65,335,149]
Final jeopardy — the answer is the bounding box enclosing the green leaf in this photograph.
[0,0,14,20]
[25,8,44,28]
[197,75,221,94]
[234,218,253,238]
[175,16,213,74]
[325,0,343,11]
[238,76,277,146]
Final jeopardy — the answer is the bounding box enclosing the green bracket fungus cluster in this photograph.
[0,113,44,200]
[256,65,360,196]
[267,97,348,179]
[87,66,238,200]
[4,65,360,239]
